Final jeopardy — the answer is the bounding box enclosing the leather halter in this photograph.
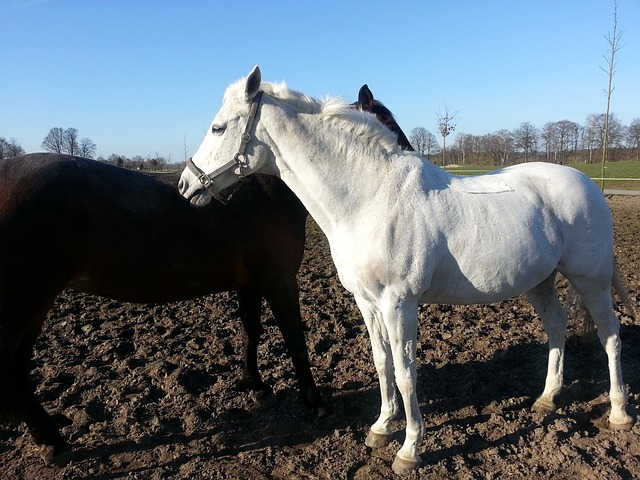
[186,91,263,205]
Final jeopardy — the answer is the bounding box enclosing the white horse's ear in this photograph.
[245,65,261,100]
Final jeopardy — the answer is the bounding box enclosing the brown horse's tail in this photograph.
[567,260,636,343]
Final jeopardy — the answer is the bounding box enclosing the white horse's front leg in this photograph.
[380,294,424,474]
[353,295,400,448]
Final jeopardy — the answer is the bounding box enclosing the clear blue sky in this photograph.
[2,0,639,162]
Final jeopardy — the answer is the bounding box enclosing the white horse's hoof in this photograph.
[609,408,634,430]
[609,413,634,431]
[609,420,634,431]
[532,396,556,413]
[392,455,422,475]
[365,430,393,448]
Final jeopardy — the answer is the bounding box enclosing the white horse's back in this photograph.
[413,162,613,304]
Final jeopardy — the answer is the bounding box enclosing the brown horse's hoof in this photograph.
[314,407,337,424]
[249,389,278,408]
[365,430,393,449]
[392,454,422,475]
[41,445,74,466]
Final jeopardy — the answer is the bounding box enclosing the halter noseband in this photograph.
[186,91,264,205]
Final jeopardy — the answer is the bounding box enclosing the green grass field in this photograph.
[445,161,640,191]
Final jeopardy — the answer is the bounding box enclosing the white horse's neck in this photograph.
[258,99,427,238]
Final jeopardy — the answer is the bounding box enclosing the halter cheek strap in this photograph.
[187,91,263,205]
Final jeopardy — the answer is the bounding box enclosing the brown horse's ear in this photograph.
[357,84,374,109]
[245,65,262,100]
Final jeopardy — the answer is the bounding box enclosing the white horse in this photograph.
[179,66,633,474]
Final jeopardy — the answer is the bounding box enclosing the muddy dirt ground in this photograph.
[1,196,639,479]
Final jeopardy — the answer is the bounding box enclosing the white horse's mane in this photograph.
[224,77,400,154]
[321,97,399,153]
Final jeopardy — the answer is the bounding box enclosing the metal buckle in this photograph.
[198,172,213,188]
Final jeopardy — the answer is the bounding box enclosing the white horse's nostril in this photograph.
[178,179,185,193]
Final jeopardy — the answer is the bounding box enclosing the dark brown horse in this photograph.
[0,87,412,465]
[0,154,323,464]
[353,84,414,152]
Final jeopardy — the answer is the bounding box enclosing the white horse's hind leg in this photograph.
[526,273,567,413]
[572,283,633,429]
[353,295,400,448]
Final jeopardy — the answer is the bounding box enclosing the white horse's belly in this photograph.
[419,280,537,305]
[419,247,560,305]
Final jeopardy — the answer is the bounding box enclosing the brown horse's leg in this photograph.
[1,298,72,465]
[237,288,275,403]
[264,278,333,420]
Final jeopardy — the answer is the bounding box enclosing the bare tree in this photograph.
[554,120,581,164]
[482,130,514,166]
[584,114,604,163]
[512,122,538,162]
[437,107,457,167]
[64,128,80,156]
[497,130,514,165]
[603,114,624,148]
[600,0,623,189]
[42,127,95,157]
[409,127,439,158]
[453,133,473,165]
[0,137,25,158]
[469,135,485,164]
[42,127,66,153]
[540,122,558,162]
[627,118,640,161]
[584,113,624,162]
[79,137,97,158]
[6,138,25,157]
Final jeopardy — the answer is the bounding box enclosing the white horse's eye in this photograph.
[211,125,226,135]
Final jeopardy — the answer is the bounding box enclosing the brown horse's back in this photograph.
[0,154,307,303]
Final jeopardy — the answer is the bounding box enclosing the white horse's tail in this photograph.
[566,286,595,343]
[567,261,636,343]
[612,263,633,310]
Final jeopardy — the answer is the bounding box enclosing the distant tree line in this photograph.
[1,128,172,171]
[412,113,640,166]
[96,153,171,172]
[6,112,639,168]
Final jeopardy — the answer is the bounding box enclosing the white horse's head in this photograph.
[179,65,400,207]
[179,65,271,206]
